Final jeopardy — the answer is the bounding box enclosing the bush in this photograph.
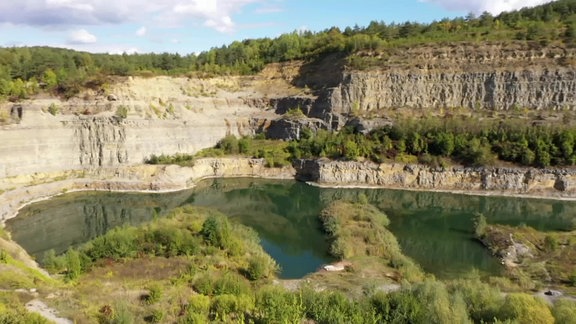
[115,105,128,119]
[499,293,554,324]
[47,103,59,116]
[449,279,504,323]
[144,284,163,305]
[193,273,216,296]
[473,213,488,238]
[552,298,576,324]
[187,295,211,315]
[217,135,239,154]
[214,273,251,296]
[65,249,82,281]
[209,294,253,322]
[42,249,65,273]
[246,254,278,280]
[147,309,165,323]
[255,286,304,323]
[111,302,134,324]
[201,215,232,250]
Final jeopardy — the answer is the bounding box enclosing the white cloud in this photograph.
[136,26,147,37]
[0,0,264,33]
[422,0,556,15]
[68,28,97,44]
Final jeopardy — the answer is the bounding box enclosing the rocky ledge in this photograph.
[3,157,576,225]
[293,159,576,198]
[0,158,294,224]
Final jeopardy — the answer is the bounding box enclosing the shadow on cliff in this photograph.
[291,52,347,92]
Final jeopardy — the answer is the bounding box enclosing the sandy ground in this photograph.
[26,299,73,324]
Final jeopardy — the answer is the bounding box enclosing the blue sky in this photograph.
[0,0,556,55]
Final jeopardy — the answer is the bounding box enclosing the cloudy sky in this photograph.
[0,0,556,55]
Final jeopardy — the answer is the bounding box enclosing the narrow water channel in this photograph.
[6,178,576,279]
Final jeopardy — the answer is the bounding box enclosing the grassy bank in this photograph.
[1,203,576,323]
[475,214,576,294]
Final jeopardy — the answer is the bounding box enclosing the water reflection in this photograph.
[7,178,576,279]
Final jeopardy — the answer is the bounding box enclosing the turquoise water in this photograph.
[7,178,576,279]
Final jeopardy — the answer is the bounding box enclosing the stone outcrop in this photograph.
[294,159,576,196]
[265,117,327,140]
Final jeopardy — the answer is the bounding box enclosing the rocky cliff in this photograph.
[294,159,576,197]
[2,43,576,184]
[0,76,276,178]
[295,43,576,127]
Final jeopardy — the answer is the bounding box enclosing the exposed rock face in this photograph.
[265,117,327,140]
[295,44,576,126]
[76,117,127,167]
[294,159,576,196]
[0,76,268,178]
[3,44,576,181]
[328,69,576,114]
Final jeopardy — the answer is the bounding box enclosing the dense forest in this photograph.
[2,0,576,100]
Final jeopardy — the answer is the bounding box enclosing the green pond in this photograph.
[6,178,576,279]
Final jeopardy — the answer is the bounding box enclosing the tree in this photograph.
[201,215,232,249]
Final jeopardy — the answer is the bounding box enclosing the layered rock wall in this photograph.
[302,44,576,124]
[294,159,576,197]
[0,76,266,178]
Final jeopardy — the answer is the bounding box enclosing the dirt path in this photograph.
[25,299,72,324]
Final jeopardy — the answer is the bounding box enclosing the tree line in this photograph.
[285,116,576,168]
[2,0,576,101]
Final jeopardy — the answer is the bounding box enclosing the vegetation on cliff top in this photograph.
[2,0,576,101]
[179,114,576,169]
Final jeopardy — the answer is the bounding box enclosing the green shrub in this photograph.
[449,279,504,323]
[216,135,239,154]
[246,254,278,280]
[187,295,211,315]
[544,235,558,252]
[213,273,251,296]
[193,274,216,296]
[42,249,65,273]
[144,284,162,305]
[112,302,134,324]
[473,213,488,238]
[47,103,59,116]
[209,294,253,322]
[552,298,576,324]
[499,293,554,324]
[65,249,82,281]
[147,309,165,323]
[201,215,232,250]
[115,105,128,119]
[85,226,139,260]
[255,286,305,324]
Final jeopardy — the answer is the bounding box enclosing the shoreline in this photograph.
[305,181,576,202]
[4,158,576,226]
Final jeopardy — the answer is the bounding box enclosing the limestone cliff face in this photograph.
[294,159,576,196]
[327,69,576,114]
[76,117,127,167]
[0,76,268,178]
[300,44,576,125]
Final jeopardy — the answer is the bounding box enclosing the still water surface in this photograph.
[7,178,576,279]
